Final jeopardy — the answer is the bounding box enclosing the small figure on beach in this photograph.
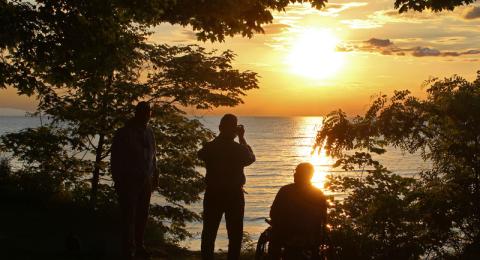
[198,114,256,260]
[268,162,328,260]
[111,101,159,260]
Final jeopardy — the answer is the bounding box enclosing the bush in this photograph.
[317,72,480,259]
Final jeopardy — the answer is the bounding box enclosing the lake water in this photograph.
[0,115,429,250]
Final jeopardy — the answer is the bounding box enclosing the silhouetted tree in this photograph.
[0,0,332,208]
[0,0,335,243]
[394,0,477,12]
[316,72,480,258]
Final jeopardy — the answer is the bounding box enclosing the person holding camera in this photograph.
[198,114,256,260]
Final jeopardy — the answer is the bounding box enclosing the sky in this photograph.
[1,0,479,116]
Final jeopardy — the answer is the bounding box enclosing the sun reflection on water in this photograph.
[310,148,332,189]
[296,117,334,190]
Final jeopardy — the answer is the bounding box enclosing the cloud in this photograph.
[149,25,199,44]
[374,9,445,23]
[178,30,197,40]
[322,2,368,16]
[341,9,442,29]
[412,48,480,57]
[262,23,291,34]
[341,19,383,29]
[463,6,480,19]
[431,36,467,45]
[277,2,367,19]
[365,38,393,47]
[336,38,402,53]
[412,47,441,57]
[338,38,480,59]
[370,6,480,24]
[340,6,480,31]
[463,49,480,55]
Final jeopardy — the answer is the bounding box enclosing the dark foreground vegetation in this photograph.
[316,73,480,259]
[0,157,256,260]
[1,0,479,259]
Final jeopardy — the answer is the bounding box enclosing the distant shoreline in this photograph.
[0,107,328,118]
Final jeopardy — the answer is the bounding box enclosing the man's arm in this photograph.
[240,140,255,166]
[237,126,255,166]
[269,187,285,224]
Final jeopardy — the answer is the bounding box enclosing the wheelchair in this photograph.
[255,219,333,260]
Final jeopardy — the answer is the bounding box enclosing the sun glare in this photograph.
[286,29,345,79]
[296,117,334,190]
[309,147,331,189]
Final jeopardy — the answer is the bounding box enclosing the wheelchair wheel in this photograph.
[255,227,271,260]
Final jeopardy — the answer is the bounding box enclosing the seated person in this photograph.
[268,162,328,259]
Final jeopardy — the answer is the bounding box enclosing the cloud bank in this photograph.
[338,38,480,58]
[463,6,480,19]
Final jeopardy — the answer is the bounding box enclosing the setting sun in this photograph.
[286,28,345,80]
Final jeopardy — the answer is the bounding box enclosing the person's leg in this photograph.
[201,190,224,260]
[224,191,244,260]
[135,177,152,252]
[117,187,136,259]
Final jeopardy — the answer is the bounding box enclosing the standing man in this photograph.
[198,114,256,260]
[111,101,158,260]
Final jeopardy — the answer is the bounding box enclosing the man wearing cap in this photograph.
[198,114,256,260]
[269,162,328,260]
[111,101,158,260]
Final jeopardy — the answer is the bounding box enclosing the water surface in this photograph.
[0,115,429,250]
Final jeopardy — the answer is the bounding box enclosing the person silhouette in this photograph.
[111,102,158,260]
[198,114,256,260]
[269,162,328,260]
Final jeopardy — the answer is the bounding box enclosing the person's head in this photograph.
[294,162,315,185]
[134,101,151,125]
[219,114,238,140]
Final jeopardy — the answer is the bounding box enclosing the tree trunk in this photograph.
[90,73,113,209]
[90,133,105,209]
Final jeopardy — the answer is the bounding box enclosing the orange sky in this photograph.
[1,1,479,116]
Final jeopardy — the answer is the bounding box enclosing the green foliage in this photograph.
[394,0,477,13]
[0,49,253,242]
[0,0,329,57]
[0,0,338,244]
[317,72,480,258]
[1,126,91,196]
[0,0,267,243]
[241,231,257,254]
[326,154,432,259]
[111,0,329,42]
